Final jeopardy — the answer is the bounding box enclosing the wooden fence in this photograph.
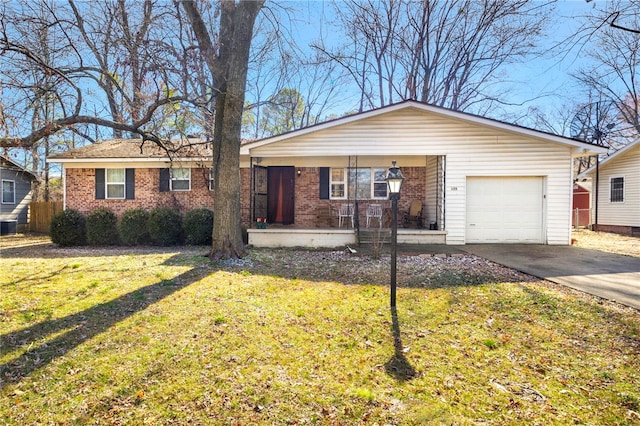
[30,201,63,234]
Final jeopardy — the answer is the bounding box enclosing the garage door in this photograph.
[466,176,544,243]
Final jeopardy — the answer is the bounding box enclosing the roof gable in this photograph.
[0,155,38,180]
[579,138,640,177]
[241,100,607,156]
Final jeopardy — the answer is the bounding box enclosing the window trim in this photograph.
[328,167,389,200]
[2,179,15,204]
[170,168,191,191]
[609,176,624,203]
[209,168,214,191]
[105,168,126,200]
[330,168,347,199]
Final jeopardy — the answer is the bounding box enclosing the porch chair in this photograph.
[366,204,383,228]
[338,203,354,228]
[403,200,423,228]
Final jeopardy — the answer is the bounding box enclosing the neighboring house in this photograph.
[48,100,605,246]
[579,139,640,236]
[0,155,38,235]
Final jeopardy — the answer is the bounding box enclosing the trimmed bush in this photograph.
[119,208,150,246]
[86,208,119,245]
[50,209,86,247]
[183,208,214,245]
[148,207,183,246]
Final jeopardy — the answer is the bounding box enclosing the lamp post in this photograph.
[386,161,404,308]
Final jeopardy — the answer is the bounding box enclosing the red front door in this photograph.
[267,166,295,225]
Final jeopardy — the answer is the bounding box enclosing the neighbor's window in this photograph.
[106,169,125,199]
[330,167,388,200]
[330,168,346,198]
[171,168,191,191]
[610,177,624,203]
[209,168,214,191]
[2,180,15,204]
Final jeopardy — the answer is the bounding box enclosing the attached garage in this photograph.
[466,176,545,243]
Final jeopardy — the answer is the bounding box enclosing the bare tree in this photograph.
[181,0,263,259]
[314,0,555,113]
[0,1,197,148]
[1,0,262,259]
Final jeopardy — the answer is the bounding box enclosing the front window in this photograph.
[330,168,346,198]
[610,177,624,203]
[330,167,388,200]
[106,169,125,199]
[2,180,15,204]
[171,168,191,191]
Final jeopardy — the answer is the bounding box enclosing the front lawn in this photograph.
[1,236,639,424]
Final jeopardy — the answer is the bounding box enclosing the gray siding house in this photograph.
[1,155,37,234]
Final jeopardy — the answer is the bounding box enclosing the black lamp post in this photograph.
[386,161,404,308]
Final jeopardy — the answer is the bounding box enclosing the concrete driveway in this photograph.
[462,245,640,310]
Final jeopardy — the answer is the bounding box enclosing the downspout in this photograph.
[249,156,255,225]
[594,155,599,231]
[62,165,67,210]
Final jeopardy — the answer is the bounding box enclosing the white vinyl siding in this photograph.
[593,144,640,227]
[249,108,574,244]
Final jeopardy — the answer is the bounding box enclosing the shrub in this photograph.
[119,208,150,246]
[147,207,183,246]
[50,209,86,247]
[183,208,214,245]
[86,208,119,245]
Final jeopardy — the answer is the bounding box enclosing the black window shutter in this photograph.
[125,169,135,199]
[159,168,170,192]
[95,169,105,199]
[319,167,329,199]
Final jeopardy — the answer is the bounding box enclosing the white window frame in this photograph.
[330,168,347,199]
[170,168,191,191]
[2,179,15,204]
[329,167,389,200]
[105,168,126,199]
[209,168,214,191]
[609,176,624,203]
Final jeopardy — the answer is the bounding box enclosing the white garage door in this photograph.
[466,176,544,243]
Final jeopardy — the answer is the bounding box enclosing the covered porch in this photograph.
[245,154,447,248]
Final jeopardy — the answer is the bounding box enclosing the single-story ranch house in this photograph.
[48,101,606,247]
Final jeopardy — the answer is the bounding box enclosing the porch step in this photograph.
[358,229,391,245]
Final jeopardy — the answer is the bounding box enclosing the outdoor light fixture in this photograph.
[386,161,404,308]
[297,169,302,177]
[386,161,404,196]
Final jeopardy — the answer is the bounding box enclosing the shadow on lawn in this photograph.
[385,306,419,382]
[0,266,209,387]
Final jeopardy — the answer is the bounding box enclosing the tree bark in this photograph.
[182,0,263,259]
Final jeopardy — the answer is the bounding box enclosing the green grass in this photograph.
[1,241,639,425]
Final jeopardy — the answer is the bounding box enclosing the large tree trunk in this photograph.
[182,0,263,259]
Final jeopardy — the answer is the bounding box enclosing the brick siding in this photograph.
[66,166,426,228]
